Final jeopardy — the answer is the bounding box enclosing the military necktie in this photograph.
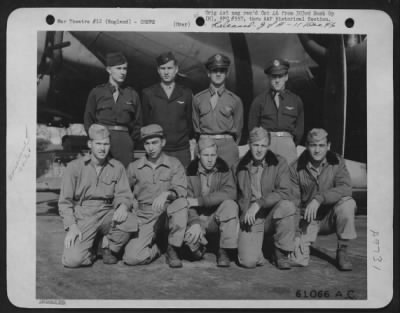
[273,91,280,109]
[112,86,120,103]
[210,91,219,110]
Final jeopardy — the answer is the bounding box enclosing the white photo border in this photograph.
[6,7,394,309]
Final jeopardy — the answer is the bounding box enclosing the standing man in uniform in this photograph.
[289,128,357,270]
[183,137,239,267]
[84,52,142,168]
[236,127,296,270]
[248,58,304,164]
[123,124,188,268]
[59,124,138,268]
[193,53,244,168]
[142,52,193,168]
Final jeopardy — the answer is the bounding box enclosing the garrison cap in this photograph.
[106,52,128,67]
[88,124,110,140]
[264,58,290,75]
[307,128,328,143]
[140,124,164,141]
[156,52,177,66]
[205,53,230,71]
[249,127,270,144]
[197,137,217,153]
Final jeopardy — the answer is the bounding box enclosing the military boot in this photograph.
[190,244,207,261]
[166,245,183,268]
[273,247,291,270]
[102,248,118,265]
[336,244,352,271]
[217,248,230,267]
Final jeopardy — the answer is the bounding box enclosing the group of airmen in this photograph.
[58,51,357,271]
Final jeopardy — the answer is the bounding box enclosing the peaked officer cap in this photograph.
[205,53,230,71]
[264,58,290,75]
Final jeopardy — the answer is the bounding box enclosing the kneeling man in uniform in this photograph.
[59,124,138,268]
[289,128,357,271]
[183,137,239,267]
[123,124,188,268]
[236,127,296,270]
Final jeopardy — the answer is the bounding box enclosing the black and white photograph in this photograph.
[6,8,394,308]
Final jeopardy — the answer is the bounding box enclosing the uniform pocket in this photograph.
[158,171,173,190]
[199,101,211,117]
[97,102,113,111]
[159,171,172,182]
[261,105,276,121]
[123,102,135,114]
[100,175,117,197]
[282,106,297,117]
[219,104,233,117]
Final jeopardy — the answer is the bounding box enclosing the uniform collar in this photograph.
[160,82,175,91]
[270,88,287,99]
[251,159,266,168]
[296,150,340,171]
[186,157,229,176]
[83,154,114,167]
[198,161,217,176]
[107,81,124,94]
[209,85,225,96]
[137,152,171,169]
[307,159,327,172]
[237,150,279,171]
[155,83,182,100]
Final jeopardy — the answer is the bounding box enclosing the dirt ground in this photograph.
[36,191,367,301]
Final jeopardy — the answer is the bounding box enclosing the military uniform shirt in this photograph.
[307,160,327,179]
[248,89,304,145]
[198,163,217,196]
[193,86,243,142]
[250,161,265,202]
[126,153,187,207]
[84,82,142,141]
[58,155,133,230]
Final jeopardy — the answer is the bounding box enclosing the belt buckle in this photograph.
[108,125,127,132]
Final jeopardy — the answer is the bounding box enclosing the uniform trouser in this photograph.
[184,200,239,251]
[213,137,239,168]
[299,197,357,244]
[238,200,296,268]
[290,197,357,266]
[165,147,191,169]
[109,130,134,168]
[123,198,188,265]
[268,135,297,165]
[62,209,135,268]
